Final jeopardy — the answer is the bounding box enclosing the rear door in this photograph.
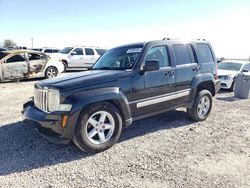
[131,45,176,117]
[2,53,28,79]
[171,43,199,104]
[27,53,47,73]
[82,48,97,67]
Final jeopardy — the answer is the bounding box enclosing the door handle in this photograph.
[165,71,175,77]
[192,66,200,71]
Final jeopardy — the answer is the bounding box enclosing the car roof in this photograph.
[7,49,45,54]
[221,60,250,65]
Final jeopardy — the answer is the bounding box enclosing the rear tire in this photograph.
[73,102,123,153]
[187,90,212,121]
[45,66,58,78]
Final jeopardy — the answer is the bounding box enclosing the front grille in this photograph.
[34,88,48,112]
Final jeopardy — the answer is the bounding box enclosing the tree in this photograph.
[2,39,16,48]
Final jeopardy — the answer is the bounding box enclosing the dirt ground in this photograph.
[0,78,249,188]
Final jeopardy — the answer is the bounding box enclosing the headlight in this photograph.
[48,89,60,112]
[225,75,234,80]
[48,89,72,112]
[34,88,72,112]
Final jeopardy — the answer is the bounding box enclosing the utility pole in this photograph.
[31,37,33,48]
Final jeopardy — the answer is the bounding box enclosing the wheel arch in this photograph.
[63,87,132,139]
[190,73,216,103]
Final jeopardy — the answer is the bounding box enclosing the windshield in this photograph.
[218,62,243,71]
[92,46,143,70]
[60,47,73,54]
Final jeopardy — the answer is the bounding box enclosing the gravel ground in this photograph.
[0,78,249,188]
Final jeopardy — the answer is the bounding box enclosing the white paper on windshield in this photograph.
[126,48,142,54]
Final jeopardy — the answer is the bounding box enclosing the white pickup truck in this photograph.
[51,46,107,70]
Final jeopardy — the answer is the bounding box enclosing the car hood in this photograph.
[36,70,132,91]
[218,69,239,76]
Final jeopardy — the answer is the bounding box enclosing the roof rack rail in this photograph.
[197,38,206,41]
[162,37,171,40]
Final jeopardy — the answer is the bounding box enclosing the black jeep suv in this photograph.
[22,39,221,153]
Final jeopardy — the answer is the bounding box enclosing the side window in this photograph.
[173,44,192,65]
[73,48,83,55]
[196,43,214,63]
[44,49,53,53]
[28,53,41,60]
[95,49,106,55]
[85,48,95,56]
[145,46,169,68]
[53,49,60,53]
[243,64,250,71]
[6,54,26,63]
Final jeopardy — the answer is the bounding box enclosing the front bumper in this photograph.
[219,79,233,89]
[214,79,221,93]
[22,100,71,144]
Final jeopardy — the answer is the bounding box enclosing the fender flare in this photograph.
[189,73,216,102]
[63,87,132,138]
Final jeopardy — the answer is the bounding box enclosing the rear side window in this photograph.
[28,53,41,60]
[85,48,95,55]
[196,43,214,63]
[173,44,192,65]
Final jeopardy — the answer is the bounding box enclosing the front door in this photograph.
[69,48,84,67]
[2,53,28,80]
[131,45,176,117]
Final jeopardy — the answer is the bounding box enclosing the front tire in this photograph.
[187,90,212,121]
[73,102,123,153]
[45,66,58,78]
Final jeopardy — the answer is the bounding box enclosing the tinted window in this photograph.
[73,48,83,55]
[96,49,106,55]
[6,54,26,63]
[85,48,94,55]
[145,46,169,68]
[0,52,8,59]
[196,43,214,63]
[173,44,192,65]
[44,49,53,53]
[53,49,60,53]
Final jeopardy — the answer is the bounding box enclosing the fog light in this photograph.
[57,104,72,111]
[61,115,68,128]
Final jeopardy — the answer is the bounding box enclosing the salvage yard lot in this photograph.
[0,77,250,187]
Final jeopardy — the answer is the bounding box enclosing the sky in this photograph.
[0,0,250,58]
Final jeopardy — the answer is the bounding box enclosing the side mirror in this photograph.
[71,51,77,56]
[242,69,249,73]
[142,60,160,73]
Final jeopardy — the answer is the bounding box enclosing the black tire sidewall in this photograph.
[74,102,122,153]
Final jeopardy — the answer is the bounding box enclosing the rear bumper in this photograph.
[214,79,221,93]
[22,100,71,144]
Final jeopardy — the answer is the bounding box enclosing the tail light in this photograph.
[215,63,218,80]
